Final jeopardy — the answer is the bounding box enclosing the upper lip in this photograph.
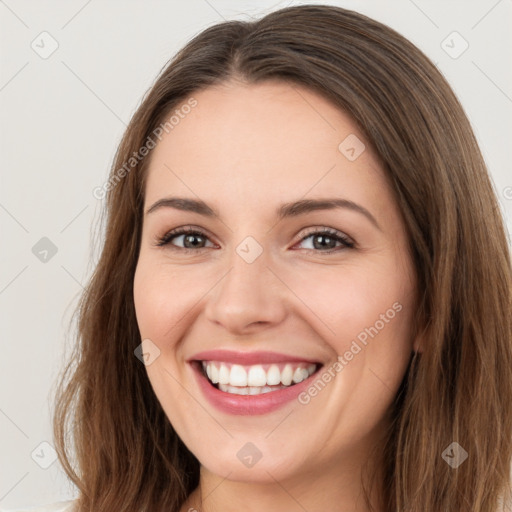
[189,350,321,366]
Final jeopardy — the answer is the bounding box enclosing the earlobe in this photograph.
[412,332,425,354]
[412,320,426,354]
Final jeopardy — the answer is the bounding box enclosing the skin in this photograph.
[133,80,421,512]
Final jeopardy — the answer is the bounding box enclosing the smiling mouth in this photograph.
[197,360,320,396]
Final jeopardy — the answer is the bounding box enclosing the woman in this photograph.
[8,4,511,512]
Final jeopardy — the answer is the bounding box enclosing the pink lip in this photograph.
[189,359,322,416]
[189,349,318,365]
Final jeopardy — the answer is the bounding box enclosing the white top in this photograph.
[0,500,77,512]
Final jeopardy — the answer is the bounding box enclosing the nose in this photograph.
[203,243,288,335]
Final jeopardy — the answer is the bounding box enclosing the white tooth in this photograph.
[225,385,245,395]
[292,367,306,384]
[247,365,267,386]
[210,362,316,393]
[210,363,219,384]
[230,364,247,386]
[266,365,281,385]
[218,364,230,384]
[281,364,293,386]
[219,382,294,395]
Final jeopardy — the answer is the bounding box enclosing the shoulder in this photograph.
[0,500,77,512]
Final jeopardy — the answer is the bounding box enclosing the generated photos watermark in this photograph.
[298,301,403,405]
[92,97,198,200]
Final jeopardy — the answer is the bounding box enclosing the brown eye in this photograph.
[295,228,354,252]
[156,227,214,251]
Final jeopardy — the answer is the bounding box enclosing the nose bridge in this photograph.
[204,233,286,330]
[220,235,272,301]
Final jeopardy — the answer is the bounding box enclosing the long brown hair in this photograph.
[53,5,512,511]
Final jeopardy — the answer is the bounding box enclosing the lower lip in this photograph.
[191,362,321,415]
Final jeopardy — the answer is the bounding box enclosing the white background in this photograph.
[1,0,511,508]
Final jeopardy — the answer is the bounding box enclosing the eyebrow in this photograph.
[145,197,381,231]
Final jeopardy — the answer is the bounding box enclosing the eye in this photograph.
[294,227,354,253]
[155,226,215,252]
[155,226,355,254]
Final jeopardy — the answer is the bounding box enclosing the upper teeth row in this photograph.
[202,361,317,387]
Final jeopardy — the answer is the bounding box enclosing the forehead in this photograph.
[143,81,394,220]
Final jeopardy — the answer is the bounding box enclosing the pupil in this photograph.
[185,234,203,248]
[314,235,335,250]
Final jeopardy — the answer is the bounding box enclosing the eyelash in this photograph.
[155,226,355,254]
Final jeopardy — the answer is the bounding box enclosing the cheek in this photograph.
[288,260,410,340]
[133,260,200,343]
[133,262,198,424]
[286,258,415,394]
[291,267,413,424]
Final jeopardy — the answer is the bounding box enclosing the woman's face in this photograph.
[133,80,419,484]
